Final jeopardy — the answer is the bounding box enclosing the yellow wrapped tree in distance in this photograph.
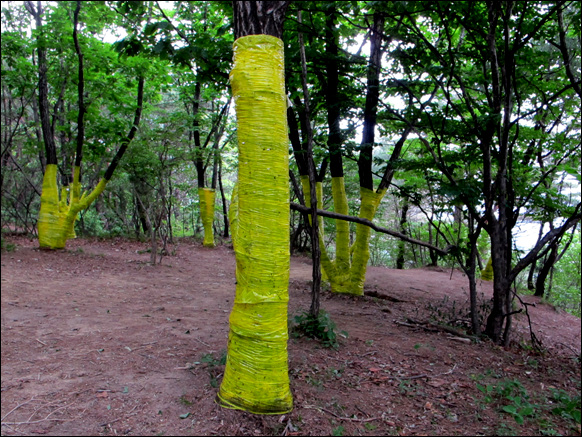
[198,187,216,247]
[26,1,145,250]
[289,8,392,296]
[216,1,292,414]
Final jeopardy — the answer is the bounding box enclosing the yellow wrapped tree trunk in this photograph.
[38,164,107,249]
[331,177,350,271]
[318,176,386,295]
[481,256,494,281]
[217,35,292,414]
[198,187,216,247]
[347,187,386,294]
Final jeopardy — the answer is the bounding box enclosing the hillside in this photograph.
[1,236,580,436]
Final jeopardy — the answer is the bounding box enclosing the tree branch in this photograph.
[290,202,451,256]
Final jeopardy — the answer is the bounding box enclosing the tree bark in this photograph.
[25,1,57,166]
[358,12,384,190]
[297,9,321,318]
[324,9,343,178]
[396,200,409,269]
[290,202,449,255]
[232,1,289,39]
[534,242,558,297]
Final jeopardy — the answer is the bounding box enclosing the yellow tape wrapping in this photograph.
[217,35,292,414]
[481,256,494,281]
[331,177,350,271]
[38,164,107,249]
[38,165,68,249]
[320,177,355,293]
[319,180,386,295]
[346,187,386,295]
[199,187,216,247]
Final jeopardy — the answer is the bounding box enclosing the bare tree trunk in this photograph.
[396,200,409,269]
[218,157,229,238]
[297,9,321,318]
[232,1,289,39]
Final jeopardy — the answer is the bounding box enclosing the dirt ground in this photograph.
[1,235,580,436]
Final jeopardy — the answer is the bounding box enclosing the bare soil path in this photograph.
[1,236,580,436]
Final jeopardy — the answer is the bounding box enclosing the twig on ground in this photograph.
[1,398,42,422]
[398,318,475,340]
[195,337,211,348]
[557,342,580,355]
[2,404,71,426]
[130,341,158,352]
[302,404,381,422]
[98,405,139,427]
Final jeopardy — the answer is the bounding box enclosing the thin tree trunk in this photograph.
[535,241,558,297]
[396,200,409,269]
[298,9,321,318]
[218,156,229,238]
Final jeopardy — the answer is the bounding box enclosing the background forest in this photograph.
[1,1,581,322]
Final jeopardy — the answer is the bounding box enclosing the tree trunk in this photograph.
[485,224,511,344]
[534,242,558,297]
[217,1,292,415]
[232,1,289,39]
[357,12,384,191]
[396,200,409,269]
[297,9,321,319]
[218,157,229,238]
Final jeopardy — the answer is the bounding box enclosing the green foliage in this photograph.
[0,237,17,252]
[200,349,227,388]
[475,378,581,430]
[549,389,581,425]
[476,379,536,425]
[200,350,227,367]
[548,230,582,317]
[77,208,106,237]
[291,310,347,349]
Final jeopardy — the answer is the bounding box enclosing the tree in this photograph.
[25,1,147,249]
[1,4,40,233]
[390,0,581,343]
[115,1,235,247]
[217,0,293,414]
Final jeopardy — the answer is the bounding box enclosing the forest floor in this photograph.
[1,235,580,436]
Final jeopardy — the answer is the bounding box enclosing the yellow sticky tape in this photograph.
[38,164,68,249]
[481,256,494,281]
[331,177,350,271]
[347,187,386,295]
[199,187,216,247]
[217,34,292,414]
[38,164,108,249]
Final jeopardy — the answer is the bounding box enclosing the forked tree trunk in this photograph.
[28,1,144,249]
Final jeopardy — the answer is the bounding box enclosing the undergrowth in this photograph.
[291,309,348,349]
[474,375,581,433]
